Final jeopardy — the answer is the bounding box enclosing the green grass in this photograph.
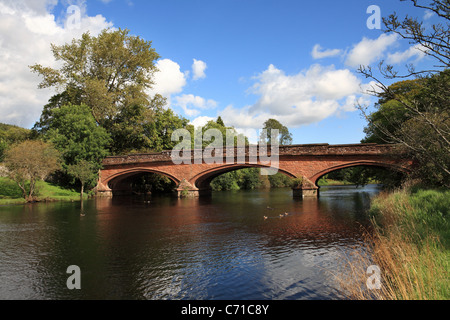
[0,177,83,205]
[318,178,354,186]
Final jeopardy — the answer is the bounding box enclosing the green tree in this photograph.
[260,119,293,145]
[44,104,111,173]
[4,140,61,201]
[216,116,225,127]
[211,171,240,191]
[0,139,7,162]
[30,28,161,155]
[194,119,248,149]
[143,102,192,152]
[67,160,97,201]
[361,71,450,187]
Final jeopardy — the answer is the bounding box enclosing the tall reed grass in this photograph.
[335,185,450,300]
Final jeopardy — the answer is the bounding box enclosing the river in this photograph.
[0,185,381,300]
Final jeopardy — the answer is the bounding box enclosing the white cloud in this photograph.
[0,0,113,128]
[311,44,342,59]
[148,59,188,99]
[345,33,398,68]
[192,59,207,80]
[386,44,427,65]
[189,116,215,128]
[220,64,364,130]
[174,94,217,117]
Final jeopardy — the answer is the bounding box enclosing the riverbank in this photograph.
[317,178,354,186]
[338,185,450,300]
[0,177,84,205]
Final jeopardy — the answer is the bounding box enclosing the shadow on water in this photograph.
[0,185,382,300]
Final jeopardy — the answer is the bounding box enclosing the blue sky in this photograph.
[0,0,437,144]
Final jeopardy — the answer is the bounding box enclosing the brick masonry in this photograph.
[97,143,413,197]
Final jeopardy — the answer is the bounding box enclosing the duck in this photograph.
[263,216,268,220]
[284,212,289,216]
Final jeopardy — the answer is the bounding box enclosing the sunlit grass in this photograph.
[335,187,450,300]
[0,177,84,205]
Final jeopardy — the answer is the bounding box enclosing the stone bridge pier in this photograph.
[96,143,413,199]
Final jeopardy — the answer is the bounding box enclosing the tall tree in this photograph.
[30,28,160,131]
[260,119,293,145]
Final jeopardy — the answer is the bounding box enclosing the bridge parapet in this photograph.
[102,143,403,167]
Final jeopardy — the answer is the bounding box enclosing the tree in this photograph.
[260,119,293,145]
[67,160,97,202]
[30,28,160,135]
[4,140,61,201]
[216,116,225,127]
[44,104,111,169]
[143,101,192,152]
[358,0,450,187]
[194,119,248,149]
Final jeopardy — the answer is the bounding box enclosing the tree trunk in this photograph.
[80,184,84,202]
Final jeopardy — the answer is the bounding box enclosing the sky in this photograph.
[0,0,438,144]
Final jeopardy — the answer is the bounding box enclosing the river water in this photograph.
[0,185,381,300]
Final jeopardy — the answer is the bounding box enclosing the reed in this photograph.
[335,187,450,300]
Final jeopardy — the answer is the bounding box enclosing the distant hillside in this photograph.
[0,123,31,143]
[0,123,31,162]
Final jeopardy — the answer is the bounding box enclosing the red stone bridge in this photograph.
[96,143,413,198]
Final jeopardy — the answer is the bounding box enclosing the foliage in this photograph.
[260,119,293,145]
[44,104,111,169]
[324,166,405,189]
[142,102,192,152]
[30,28,160,128]
[194,118,248,150]
[290,177,304,189]
[0,177,83,205]
[130,173,176,195]
[268,172,294,188]
[67,160,97,200]
[0,123,31,162]
[28,28,190,156]
[4,140,61,201]
[361,71,450,187]
[0,139,7,163]
[358,1,450,187]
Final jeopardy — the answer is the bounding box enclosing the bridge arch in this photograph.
[191,164,297,191]
[309,161,411,188]
[104,168,180,196]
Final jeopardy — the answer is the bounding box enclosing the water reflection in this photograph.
[0,185,381,300]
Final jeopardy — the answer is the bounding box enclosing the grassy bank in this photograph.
[0,177,83,205]
[318,178,354,186]
[337,186,450,300]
